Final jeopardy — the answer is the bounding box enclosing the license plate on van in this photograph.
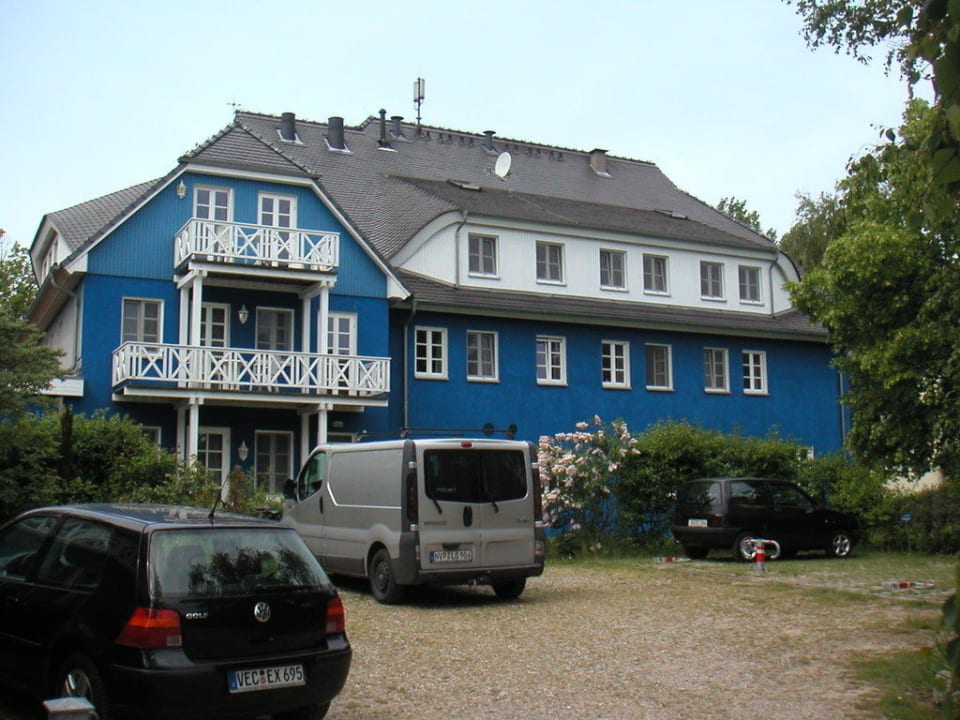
[228,664,305,693]
[430,549,473,563]
[688,518,708,527]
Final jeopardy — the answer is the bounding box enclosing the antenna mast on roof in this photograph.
[413,77,425,135]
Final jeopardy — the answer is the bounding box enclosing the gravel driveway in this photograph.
[0,559,945,720]
[327,560,945,720]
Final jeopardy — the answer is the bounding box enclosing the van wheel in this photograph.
[54,653,110,720]
[369,548,406,604]
[492,579,526,600]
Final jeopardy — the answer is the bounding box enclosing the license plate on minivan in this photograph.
[430,549,473,563]
[228,664,305,693]
[688,518,708,527]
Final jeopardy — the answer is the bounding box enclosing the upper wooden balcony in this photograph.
[174,219,339,274]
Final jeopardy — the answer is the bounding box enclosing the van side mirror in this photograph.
[282,479,297,500]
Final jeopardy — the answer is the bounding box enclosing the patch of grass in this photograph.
[854,645,952,719]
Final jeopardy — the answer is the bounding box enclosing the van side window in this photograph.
[297,452,327,499]
[771,483,813,509]
[729,480,764,506]
[424,450,527,503]
[678,481,721,513]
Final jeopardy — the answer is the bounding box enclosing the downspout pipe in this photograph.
[454,210,469,288]
[402,298,418,431]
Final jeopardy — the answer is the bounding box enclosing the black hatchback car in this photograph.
[672,477,861,561]
[0,504,351,720]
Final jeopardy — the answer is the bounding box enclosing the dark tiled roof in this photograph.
[396,270,826,342]
[46,180,159,251]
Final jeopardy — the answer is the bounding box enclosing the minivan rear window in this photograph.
[424,450,527,503]
[150,528,331,599]
[677,481,722,513]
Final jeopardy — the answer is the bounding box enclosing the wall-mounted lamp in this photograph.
[176,180,187,199]
[238,305,249,325]
[238,441,249,462]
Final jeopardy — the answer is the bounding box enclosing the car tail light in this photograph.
[325,597,346,635]
[405,472,418,525]
[115,608,183,649]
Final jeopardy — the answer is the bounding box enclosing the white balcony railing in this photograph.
[113,343,389,397]
[174,219,339,271]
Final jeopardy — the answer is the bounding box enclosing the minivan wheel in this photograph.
[827,531,853,558]
[492,578,526,600]
[369,548,406,604]
[55,653,110,720]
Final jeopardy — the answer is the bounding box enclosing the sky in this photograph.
[0,0,924,253]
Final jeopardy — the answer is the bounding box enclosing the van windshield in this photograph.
[150,527,331,599]
[424,449,527,503]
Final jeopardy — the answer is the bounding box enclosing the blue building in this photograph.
[29,110,842,490]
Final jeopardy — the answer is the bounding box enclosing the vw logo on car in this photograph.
[253,601,271,623]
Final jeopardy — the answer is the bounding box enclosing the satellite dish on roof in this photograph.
[494,151,512,179]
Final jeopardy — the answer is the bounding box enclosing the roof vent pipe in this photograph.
[482,130,497,154]
[391,115,405,139]
[378,109,390,147]
[589,148,611,177]
[327,116,346,151]
[280,112,297,142]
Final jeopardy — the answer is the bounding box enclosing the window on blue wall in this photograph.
[468,234,498,277]
[415,327,447,379]
[536,336,566,386]
[256,308,294,351]
[256,431,293,494]
[536,242,564,284]
[700,261,725,300]
[643,254,668,294]
[467,331,498,382]
[742,350,768,395]
[703,347,729,393]
[645,344,673,391]
[198,428,229,486]
[601,341,630,389]
[121,298,162,343]
[738,265,762,303]
[194,187,231,221]
[599,250,626,290]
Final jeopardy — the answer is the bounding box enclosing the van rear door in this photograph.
[418,443,534,572]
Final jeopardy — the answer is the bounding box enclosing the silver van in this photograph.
[280,438,546,603]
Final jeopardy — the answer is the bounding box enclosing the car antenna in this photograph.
[208,492,222,520]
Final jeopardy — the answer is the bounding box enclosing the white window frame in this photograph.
[642,254,669,295]
[258,192,297,229]
[468,234,499,278]
[194,186,232,222]
[742,350,768,395]
[415,326,448,380]
[599,249,627,291]
[704,347,730,393]
[141,426,162,446]
[255,430,294,494]
[466,330,499,382]
[200,303,230,348]
[256,307,294,352]
[601,340,631,389]
[325,312,357,355]
[198,426,231,486]
[536,336,567,386]
[700,261,725,301]
[645,343,673,391]
[739,265,762,304]
[121,298,163,344]
[536,242,565,285]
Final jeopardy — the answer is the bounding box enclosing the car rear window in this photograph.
[150,527,331,599]
[424,449,527,503]
[677,481,722,513]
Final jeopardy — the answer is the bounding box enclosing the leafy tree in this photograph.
[716,196,778,240]
[789,100,960,478]
[0,241,62,415]
[787,0,960,219]
[779,191,844,271]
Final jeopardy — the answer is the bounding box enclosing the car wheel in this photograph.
[369,548,406,604]
[274,702,330,720]
[54,653,110,720]
[827,530,854,558]
[491,579,526,600]
[683,545,709,559]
